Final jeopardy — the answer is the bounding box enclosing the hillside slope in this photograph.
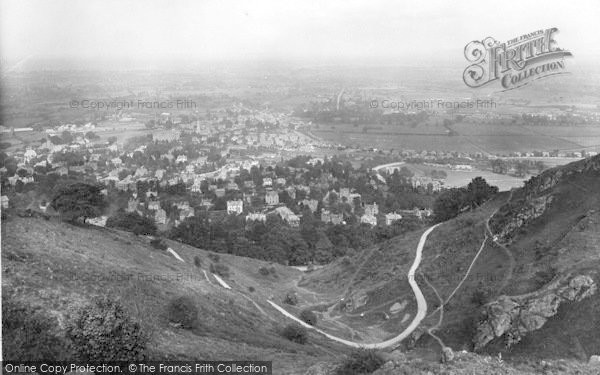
[298,155,600,364]
[1,216,345,373]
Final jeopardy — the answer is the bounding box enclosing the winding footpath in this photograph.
[426,189,515,318]
[268,223,442,349]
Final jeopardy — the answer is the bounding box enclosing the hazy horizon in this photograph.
[2,0,599,70]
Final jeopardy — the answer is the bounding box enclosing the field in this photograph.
[312,122,600,155]
[403,163,528,191]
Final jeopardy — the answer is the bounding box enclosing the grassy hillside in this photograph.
[1,216,346,373]
[295,156,600,364]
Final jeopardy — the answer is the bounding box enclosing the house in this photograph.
[176,154,188,164]
[215,188,226,198]
[398,208,432,219]
[24,149,37,163]
[364,203,379,216]
[385,212,403,226]
[246,212,266,222]
[274,206,300,227]
[301,199,318,213]
[321,210,344,225]
[134,166,148,177]
[339,188,351,202]
[227,200,244,215]
[154,208,167,225]
[56,167,69,176]
[191,180,203,193]
[360,214,377,226]
[179,207,195,221]
[174,201,190,211]
[226,182,240,191]
[126,199,140,213]
[265,190,279,206]
[147,200,161,211]
[275,177,286,186]
[200,198,213,209]
[263,177,273,187]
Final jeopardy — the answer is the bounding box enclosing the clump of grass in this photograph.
[167,296,198,329]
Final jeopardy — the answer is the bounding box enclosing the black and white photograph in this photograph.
[1,0,600,374]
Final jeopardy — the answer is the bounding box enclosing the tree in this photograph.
[490,159,508,174]
[85,131,99,140]
[51,183,106,223]
[466,177,498,208]
[514,161,529,177]
[433,188,466,223]
[61,131,74,144]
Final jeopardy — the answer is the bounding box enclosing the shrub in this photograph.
[67,296,147,361]
[299,309,318,326]
[2,294,72,360]
[194,256,202,268]
[336,349,385,375]
[281,323,307,344]
[208,253,220,262]
[150,238,168,250]
[209,263,230,278]
[259,266,270,276]
[167,296,198,329]
[106,211,157,236]
[248,286,255,293]
[283,292,298,306]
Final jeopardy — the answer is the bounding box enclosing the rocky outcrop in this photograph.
[496,194,553,242]
[474,274,596,351]
[524,154,600,196]
[490,154,600,242]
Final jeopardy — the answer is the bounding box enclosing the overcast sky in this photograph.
[1,0,599,66]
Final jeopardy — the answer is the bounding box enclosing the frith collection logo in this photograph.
[463,27,572,91]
